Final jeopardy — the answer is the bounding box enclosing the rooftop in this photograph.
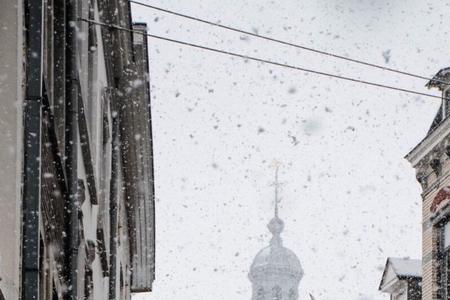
[379,257,422,293]
[388,257,422,278]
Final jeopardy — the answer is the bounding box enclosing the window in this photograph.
[41,0,66,156]
[52,281,58,300]
[289,288,297,300]
[43,0,54,105]
[97,90,112,234]
[86,0,99,140]
[444,222,450,248]
[272,286,282,300]
[256,287,265,300]
[84,264,93,300]
[120,266,124,299]
[52,0,66,154]
[444,89,450,118]
[438,220,450,298]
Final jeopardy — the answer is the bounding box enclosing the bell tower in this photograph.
[248,166,304,299]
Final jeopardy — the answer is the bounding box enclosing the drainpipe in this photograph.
[22,0,43,298]
[65,0,79,298]
[109,90,120,300]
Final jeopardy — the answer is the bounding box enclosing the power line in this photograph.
[129,0,448,87]
[79,17,445,101]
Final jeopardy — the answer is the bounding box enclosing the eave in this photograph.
[405,115,450,166]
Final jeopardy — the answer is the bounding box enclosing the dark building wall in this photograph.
[16,0,156,299]
[120,23,156,292]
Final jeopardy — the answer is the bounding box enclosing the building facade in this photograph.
[406,68,450,299]
[0,0,155,299]
[379,258,422,300]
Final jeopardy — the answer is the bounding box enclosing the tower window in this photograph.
[289,288,297,300]
[272,286,282,300]
[256,287,265,300]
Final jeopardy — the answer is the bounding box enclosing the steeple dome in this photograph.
[248,167,304,300]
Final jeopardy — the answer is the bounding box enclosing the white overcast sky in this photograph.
[131,1,450,299]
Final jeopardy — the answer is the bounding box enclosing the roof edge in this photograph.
[405,115,450,166]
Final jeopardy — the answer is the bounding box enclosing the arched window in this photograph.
[256,287,265,300]
[289,288,297,300]
[272,286,282,300]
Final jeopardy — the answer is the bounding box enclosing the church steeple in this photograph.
[268,165,284,247]
[248,165,304,300]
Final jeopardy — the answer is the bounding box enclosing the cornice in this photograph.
[405,116,450,166]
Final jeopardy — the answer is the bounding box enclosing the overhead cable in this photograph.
[79,18,445,101]
[129,0,447,87]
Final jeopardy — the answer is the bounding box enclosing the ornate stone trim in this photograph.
[406,116,450,167]
[431,187,450,213]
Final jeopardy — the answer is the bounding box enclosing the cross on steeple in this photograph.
[268,160,285,246]
[270,160,283,218]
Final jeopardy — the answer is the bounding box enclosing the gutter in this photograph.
[141,23,156,288]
